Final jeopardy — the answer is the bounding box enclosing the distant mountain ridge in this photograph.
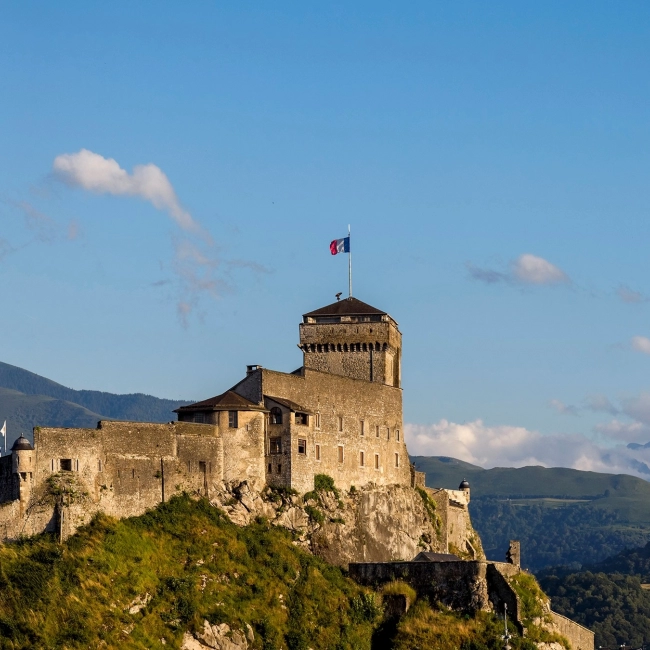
[0,361,193,445]
[411,455,650,571]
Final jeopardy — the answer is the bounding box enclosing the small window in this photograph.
[360,420,365,436]
[338,416,344,432]
[193,412,206,424]
[296,412,309,426]
[132,469,136,479]
[268,463,272,473]
[395,453,399,468]
[298,439,307,455]
[277,463,282,474]
[60,459,72,471]
[315,444,321,461]
[315,412,321,429]
[269,437,282,454]
[199,461,207,473]
[376,425,380,438]
[360,451,365,467]
[270,407,283,424]
[396,429,400,441]
[375,454,379,470]
[338,446,344,463]
[228,411,238,428]
[387,427,390,441]
[187,460,191,472]
[98,459,103,472]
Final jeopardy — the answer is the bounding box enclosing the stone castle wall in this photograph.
[233,367,411,493]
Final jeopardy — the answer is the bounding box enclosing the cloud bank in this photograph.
[53,149,198,233]
[468,254,569,287]
[405,418,650,478]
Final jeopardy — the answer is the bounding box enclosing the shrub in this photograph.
[314,474,337,493]
[381,580,417,603]
[305,506,325,525]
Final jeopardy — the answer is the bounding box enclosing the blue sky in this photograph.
[3,1,650,473]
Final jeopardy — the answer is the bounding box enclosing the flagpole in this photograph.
[348,224,352,297]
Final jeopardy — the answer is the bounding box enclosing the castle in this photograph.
[0,296,432,539]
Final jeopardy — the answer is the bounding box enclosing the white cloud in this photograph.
[632,336,650,355]
[585,394,619,415]
[53,149,198,233]
[594,419,650,443]
[618,285,647,304]
[549,399,579,416]
[468,254,569,287]
[405,418,650,477]
[512,254,568,285]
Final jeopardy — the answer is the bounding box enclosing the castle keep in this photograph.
[0,297,416,537]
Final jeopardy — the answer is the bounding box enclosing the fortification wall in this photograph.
[549,611,594,650]
[258,368,410,492]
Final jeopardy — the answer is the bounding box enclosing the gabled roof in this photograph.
[264,395,312,414]
[303,296,387,318]
[174,390,265,413]
[412,552,460,562]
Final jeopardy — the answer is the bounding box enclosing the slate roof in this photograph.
[412,552,460,562]
[174,390,265,413]
[303,296,387,318]
[11,435,33,451]
[264,395,312,414]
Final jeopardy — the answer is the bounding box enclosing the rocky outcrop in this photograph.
[181,620,253,650]
[208,479,482,567]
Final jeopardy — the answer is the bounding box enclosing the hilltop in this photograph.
[0,361,191,444]
[0,495,538,650]
[412,456,650,571]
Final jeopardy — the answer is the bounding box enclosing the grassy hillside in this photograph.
[0,361,191,424]
[0,495,541,650]
[412,456,650,571]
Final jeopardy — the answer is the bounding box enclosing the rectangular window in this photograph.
[395,453,399,468]
[387,427,390,441]
[360,451,365,467]
[98,459,103,472]
[132,469,136,479]
[269,437,282,454]
[228,411,238,428]
[338,416,344,431]
[277,463,282,474]
[187,460,191,473]
[376,425,380,438]
[193,412,205,424]
[360,420,365,436]
[315,444,321,461]
[268,463,272,473]
[315,412,321,429]
[60,459,72,471]
[375,454,379,470]
[295,412,309,426]
[338,446,344,463]
[298,439,307,455]
[396,429,400,441]
[199,461,207,474]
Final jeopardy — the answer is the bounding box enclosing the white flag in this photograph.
[0,421,5,438]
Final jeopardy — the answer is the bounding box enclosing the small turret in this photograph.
[11,435,34,512]
[458,478,470,502]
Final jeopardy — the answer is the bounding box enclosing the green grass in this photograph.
[0,495,376,649]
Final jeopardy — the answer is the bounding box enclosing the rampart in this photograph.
[550,611,595,650]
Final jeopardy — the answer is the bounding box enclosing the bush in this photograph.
[381,581,417,603]
[314,474,337,493]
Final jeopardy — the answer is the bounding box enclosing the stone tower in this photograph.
[11,435,34,515]
[299,296,402,387]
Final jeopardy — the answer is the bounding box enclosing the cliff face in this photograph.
[208,479,483,567]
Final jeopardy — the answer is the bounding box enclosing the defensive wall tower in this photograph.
[299,296,402,387]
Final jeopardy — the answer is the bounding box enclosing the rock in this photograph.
[186,620,249,650]
[127,592,151,614]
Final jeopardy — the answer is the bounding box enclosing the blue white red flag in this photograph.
[330,237,350,255]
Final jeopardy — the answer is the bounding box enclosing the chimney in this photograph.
[246,365,262,375]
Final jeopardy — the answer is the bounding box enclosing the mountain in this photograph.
[0,361,192,445]
[538,541,650,647]
[411,455,650,571]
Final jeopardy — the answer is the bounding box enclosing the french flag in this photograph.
[330,237,350,255]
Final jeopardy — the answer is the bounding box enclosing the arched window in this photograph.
[270,407,283,425]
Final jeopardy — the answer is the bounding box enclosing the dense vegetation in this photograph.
[0,495,543,650]
[538,543,650,649]
[0,361,192,439]
[412,455,650,571]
